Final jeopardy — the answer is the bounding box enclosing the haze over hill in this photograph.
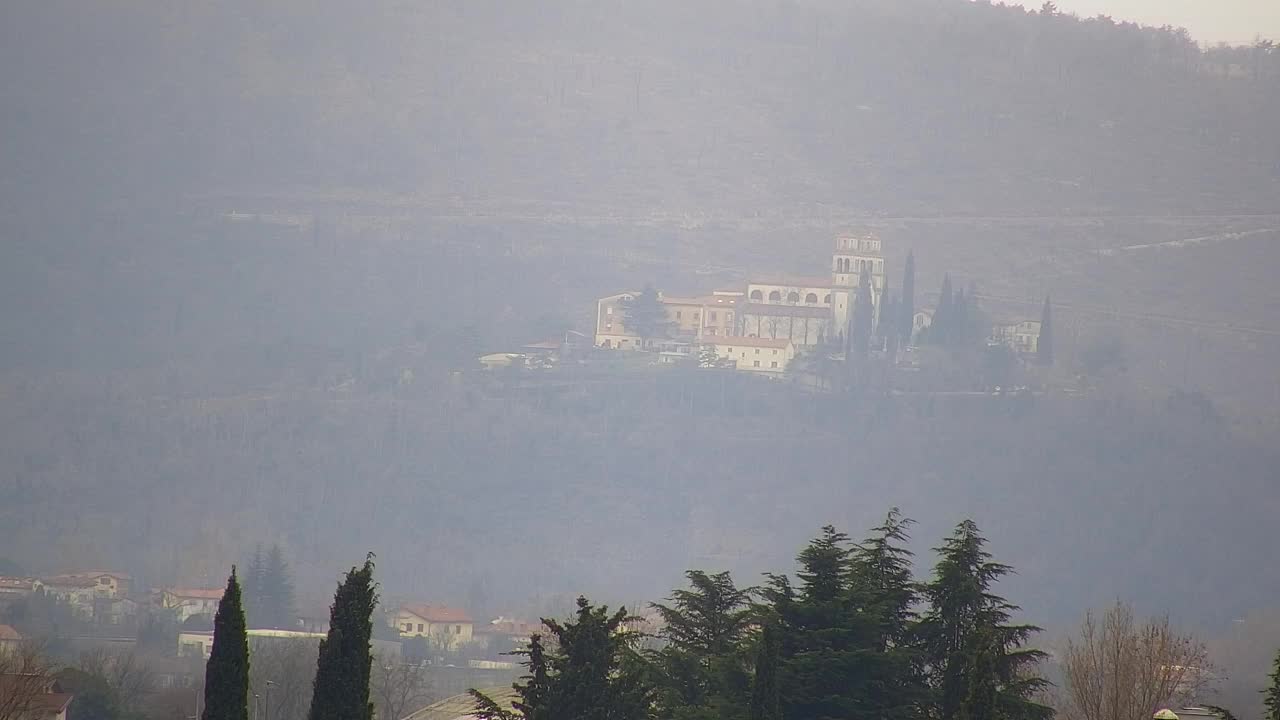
[2,0,1280,686]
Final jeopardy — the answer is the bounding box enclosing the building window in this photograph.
[824,294,832,304]
[709,311,717,321]
[753,360,760,367]
[755,348,760,354]
[773,349,778,355]
[750,290,763,301]
[692,312,699,321]
[418,623,424,632]
[606,307,613,315]
[771,361,778,368]
[768,290,781,302]
[675,311,682,319]
[403,623,412,632]
[787,291,799,303]
[455,625,463,635]
[726,312,733,322]
[805,293,818,304]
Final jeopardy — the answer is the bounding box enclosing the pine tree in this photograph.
[261,544,296,629]
[748,623,780,720]
[621,284,672,348]
[472,596,651,720]
[958,629,999,720]
[850,510,926,720]
[244,546,266,629]
[762,525,874,720]
[202,568,249,720]
[1036,296,1053,366]
[1263,648,1280,720]
[308,555,377,720]
[900,250,916,344]
[651,571,753,720]
[919,521,1051,720]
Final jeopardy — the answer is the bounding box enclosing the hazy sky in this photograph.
[1052,0,1280,44]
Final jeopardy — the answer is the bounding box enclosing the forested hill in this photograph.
[1,0,1278,220]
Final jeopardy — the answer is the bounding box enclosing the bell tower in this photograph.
[832,233,885,290]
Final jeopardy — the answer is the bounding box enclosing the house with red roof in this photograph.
[159,587,224,623]
[0,674,73,720]
[391,604,474,649]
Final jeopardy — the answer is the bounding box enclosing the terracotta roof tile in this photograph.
[399,604,472,624]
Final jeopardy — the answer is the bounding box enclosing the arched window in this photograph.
[805,292,818,304]
[823,293,832,304]
[787,291,799,304]
[750,289,763,301]
[840,258,849,272]
[768,290,781,302]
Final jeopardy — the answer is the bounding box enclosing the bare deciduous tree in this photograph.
[1062,601,1212,720]
[248,637,319,720]
[76,648,156,715]
[371,653,435,720]
[0,642,58,720]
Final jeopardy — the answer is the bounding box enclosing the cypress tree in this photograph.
[852,267,875,357]
[1263,648,1280,720]
[877,273,892,347]
[202,568,249,720]
[900,250,916,344]
[932,274,954,346]
[748,623,780,720]
[308,555,378,720]
[1036,296,1053,366]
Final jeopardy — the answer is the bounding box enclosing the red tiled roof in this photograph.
[42,575,99,588]
[399,604,472,624]
[163,588,224,600]
[0,624,21,641]
[28,693,74,714]
[0,577,38,591]
[705,336,792,350]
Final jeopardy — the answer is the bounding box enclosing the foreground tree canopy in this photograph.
[472,512,1054,720]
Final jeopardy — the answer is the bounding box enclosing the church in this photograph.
[594,232,886,353]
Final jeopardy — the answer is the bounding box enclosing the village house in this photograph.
[472,617,543,652]
[178,629,400,660]
[0,578,42,613]
[159,587,224,623]
[390,604,474,650]
[0,674,74,720]
[595,233,885,357]
[991,319,1041,355]
[704,337,796,373]
[0,624,22,655]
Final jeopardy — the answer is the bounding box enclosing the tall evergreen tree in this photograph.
[261,544,296,629]
[202,568,249,720]
[621,284,672,348]
[877,273,892,347]
[851,267,875,357]
[1263,648,1280,720]
[748,623,781,720]
[651,571,754,720]
[850,510,927,720]
[473,596,651,720]
[958,629,999,720]
[762,525,875,720]
[931,274,954,346]
[900,250,916,344]
[244,546,265,628]
[308,555,377,720]
[1036,296,1053,366]
[918,521,1051,720]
